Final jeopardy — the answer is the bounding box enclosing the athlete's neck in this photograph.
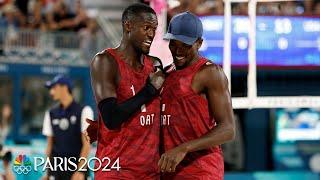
[179,54,201,70]
[60,93,73,109]
[190,56,200,64]
[117,41,144,68]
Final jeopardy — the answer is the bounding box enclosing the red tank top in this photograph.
[161,57,224,180]
[95,48,161,179]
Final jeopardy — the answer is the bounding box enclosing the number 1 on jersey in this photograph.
[130,85,146,112]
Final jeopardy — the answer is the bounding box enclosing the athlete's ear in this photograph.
[124,20,132,34]
[195,38,203,50]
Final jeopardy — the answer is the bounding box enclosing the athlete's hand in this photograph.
[84,131,90,143]
[85,118,98,144]
[71,171,85,180]
[152,58,175,75]
[153,59,163,72]
[158,145,188,173]
[41,175,49,180]
[164,63,176,74]
[149,69,165,90]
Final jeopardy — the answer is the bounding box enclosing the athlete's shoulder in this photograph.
[93,49,116,62]
[198,60,223,74]
[90,49,118,70]
[196,60,227,88]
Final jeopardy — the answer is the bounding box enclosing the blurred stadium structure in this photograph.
[0,0,319,179]
[0,30,86,65]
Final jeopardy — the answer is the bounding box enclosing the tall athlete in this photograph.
[90,3,165,179]
[158,12,235,180]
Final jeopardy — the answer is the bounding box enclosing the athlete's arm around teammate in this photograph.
[90,50,165,130]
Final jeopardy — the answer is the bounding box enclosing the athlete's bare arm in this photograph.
[90,51,165,130]
[186,64,235,150]
[90,50,119,103]
[159,63,235,172]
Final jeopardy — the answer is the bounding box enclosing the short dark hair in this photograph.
[122,3,156,25]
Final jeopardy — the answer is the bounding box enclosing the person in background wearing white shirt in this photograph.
[42,74,93,180]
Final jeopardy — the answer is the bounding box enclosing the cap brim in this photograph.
[163,33,197,45]
[45,81,55,89]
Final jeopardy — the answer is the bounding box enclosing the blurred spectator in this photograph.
[0,104,12,144]
[46,1,76,31]
[0,6,17,46]
[1,0,319,32]
[73,0,88,31]
[15,0,29,24]
[168,0,320,17]
[0,4,20,28]
[233,2,248,15]
[0,3,27,28]
[168,0,219,21]
[63,0,78,14]
[304,0,314,15]
[168,0,218,16]
[188,0,216,15]
[79,18,101,61]
[1,2,89,41]
[45,0,87,31]
[168,0,189,19]
[29,0,48,30]
[257,2,281,15]
[0,145,14,180]
[0,0,10,8]
[0,4,27,45]
[314,1,320,16]
[213,0,224,15]
[15,0,29,15]
[281,2,298,16]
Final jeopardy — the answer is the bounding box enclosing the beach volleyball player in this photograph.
[89,3,165,180]
[158,12,235,180]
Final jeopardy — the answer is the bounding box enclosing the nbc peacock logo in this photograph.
[13,154,32,175]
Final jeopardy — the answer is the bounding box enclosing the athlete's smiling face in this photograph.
[126,12,158,55]
[169,38,203,69]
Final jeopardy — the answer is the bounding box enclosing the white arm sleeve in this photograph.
[42,111,53,136]
[81,106,94,132]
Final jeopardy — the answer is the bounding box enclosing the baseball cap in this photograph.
[45,74,73,90]
[164,11,203,45]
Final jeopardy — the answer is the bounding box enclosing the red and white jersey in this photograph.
[161,57,224,180]
[94,48,161,179]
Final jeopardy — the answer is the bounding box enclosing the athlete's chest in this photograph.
[161,71,201,101]
[116,68,160,127]
[116,66,150,100]
[160,72,209,126]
